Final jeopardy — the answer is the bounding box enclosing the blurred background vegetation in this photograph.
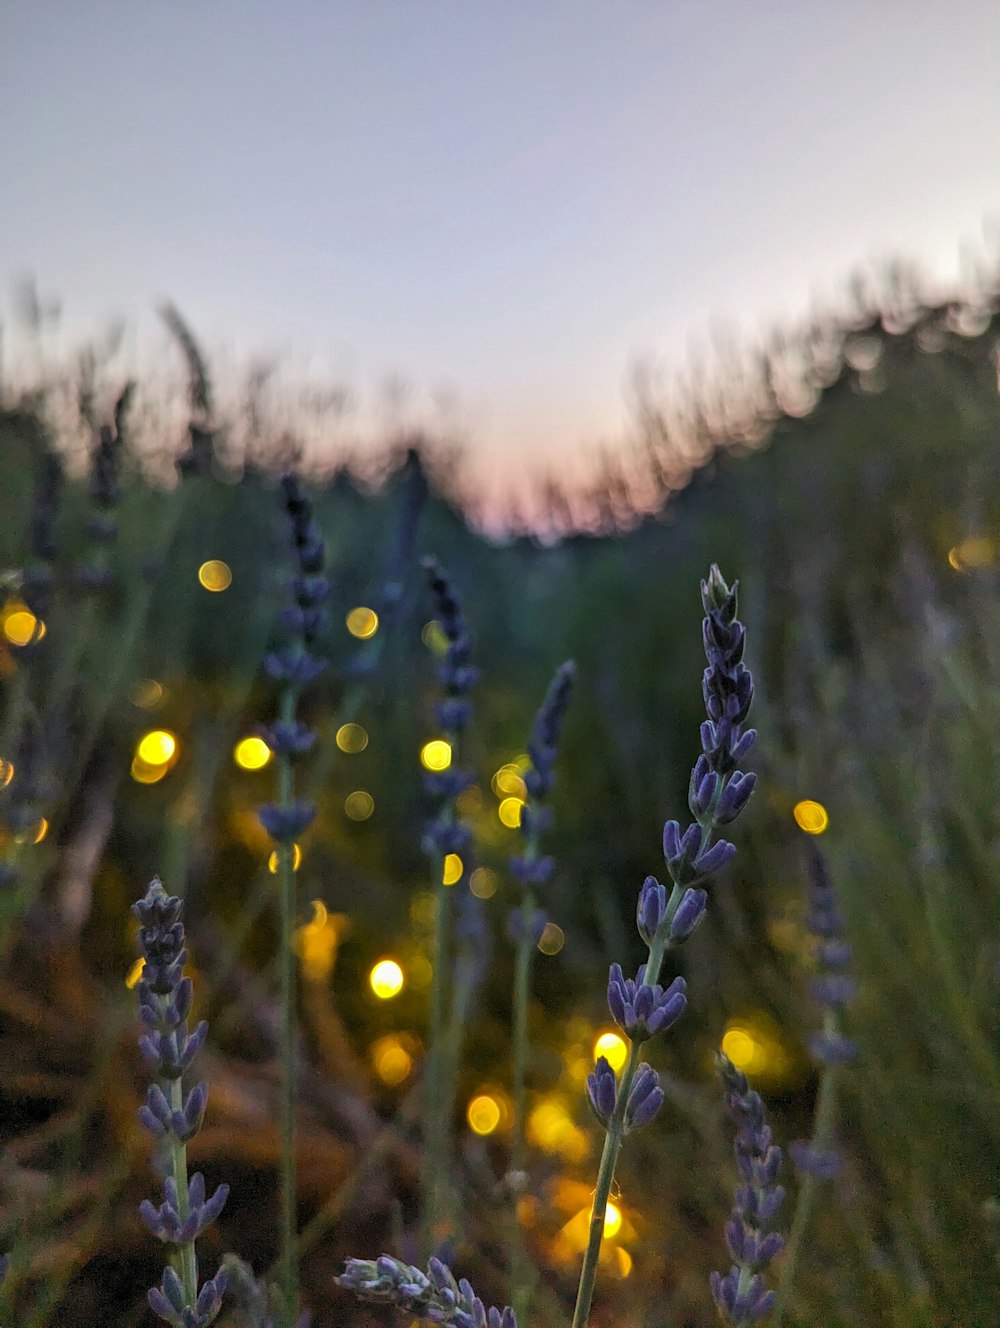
[0,270,998,1327]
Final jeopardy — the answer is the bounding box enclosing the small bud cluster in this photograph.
[421,558,478,862]
[789,843,857,1180]
[710,1054,785,1327]
[507,661,575,941]
[259,475,330,841]
[133,879,228,1328]
[337,1254,516,1328]
[78,382,133,588]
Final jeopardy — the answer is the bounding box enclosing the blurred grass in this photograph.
[0,284,998,1325]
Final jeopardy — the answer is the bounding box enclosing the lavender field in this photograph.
[0,284,997,1327]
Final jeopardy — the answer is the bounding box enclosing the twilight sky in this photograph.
[3,2,999,514]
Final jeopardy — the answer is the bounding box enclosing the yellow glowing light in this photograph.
[32,817,48,845]
[2,605,44,646]
[442,853,464,886]
[198,559,232,591]
[420,739,452,772]
[370,958,404,999]
[131,757,169,784]
[538,922,565,955]
[603,1202,623,1238]
[125,956,145,989]
[345,789,375,821]
[614,1247,633,1278]
[594,1031,628,1072]
[130,678,165,709]
[527,1099,588,1161]
[293,899,344,982]
[421,619,448,654]
[234,736,272,770]
[371,1034,414,1086]
[467,1093,502,1136]
[336,722,369,753]
[949,535,994,571]
[346,606,379,639]
[498,796,524,829]
[469,867,498,899]
[136,730,178,767]
[0,760,13,788]
[268,843,303,873]
[793,800,829,834]
[492,764,527,798]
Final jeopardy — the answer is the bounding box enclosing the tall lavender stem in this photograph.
[134,879,228,1328]
[420,558,478,1255]
[259,474,328,1327]
[507,660,575,1322]
[572,565,758,1328]
[772,841,856,1327]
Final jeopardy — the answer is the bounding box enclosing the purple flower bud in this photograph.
[715,771,756,825]
[258,800,315,841]
[809,1031,858,1065]
[636,875,667,943]
[264,648,327,685]
[506,904,547,946]
[789,1140,842,1179]
[265,720,317,756]
[624,1062,663,1131]
[586,1055,618,1127]
[669,887,707,943]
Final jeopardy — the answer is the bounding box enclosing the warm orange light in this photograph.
[593,1031,628,1072]
[136,730,178,767]
[0,760,13,788]
[498,796,524,828]
[293,900,344,982]
[442,853,464,886]
[527,1098,588,1161]
[370,959,404,999]
[793,800,829,834]
[234,736,272,770]
[268,843,303,873]
[420,739,452,771]
[198,559,232,591]
[346,606,379,639]
[467,1094,502,1136]
[371,1034,414,1086]
[2,604,44,646]
[125,957,145,989]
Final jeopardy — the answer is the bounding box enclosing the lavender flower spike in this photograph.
[133,879,228,1327]
[710,1053,784,1327]
[337,1254,517,1328]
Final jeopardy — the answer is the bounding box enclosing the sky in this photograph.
[2,2,1000,516]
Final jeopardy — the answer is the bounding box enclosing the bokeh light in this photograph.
[538,922,564,955]
[421,619,448,654]
[198,559,232,591]
[593,1031,628,1072]
[2,603,44,646]
[0,760,13,788]
[234,736,272,770]
[346,606,379,639]
[442,853,463,885]
[793,799,829,834]
[130,678,165,709]
[947,535,994,571]
[498,796,524,828]
[420,739,452,771]
[604,1202,623,1238]
[492,763,527,798]
[467,1093,502,1136]
[293,899,344,982]
[124,957,145,990]
[136,730,177,766]
[469,867,498,899]
[371,1034,415,1086]
[268,843,303,873]
[369,958,404,999]
[527,1098,588,1161]
[345,790,375,821]
[335,722,369,753]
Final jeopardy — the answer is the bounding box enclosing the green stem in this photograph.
[570,929,672,1328]
[277,685,299,1328]
[509,886,536,1324]
[167,1072,199,1306]
[771,1011,841,1328]
[421,839,451,1255]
